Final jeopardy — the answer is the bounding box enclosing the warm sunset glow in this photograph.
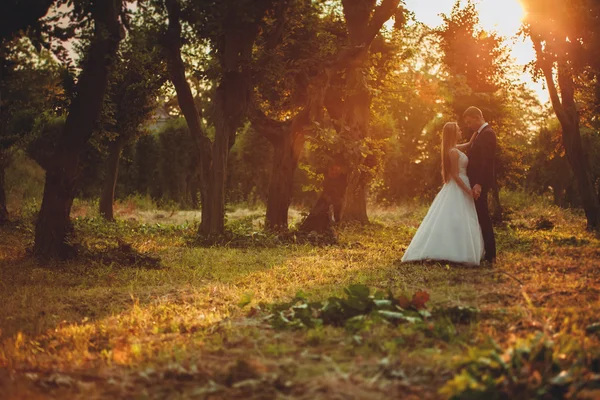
[478,0,526,37]
[405,0,547,102]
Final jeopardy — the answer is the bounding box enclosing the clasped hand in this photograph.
[472,184,482,200]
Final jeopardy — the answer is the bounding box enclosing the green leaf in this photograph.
[376,310,407,322]
[373,299,394,310]
[586,323,600,335]
[237,292,254,308]
[345,284,370,300]
[294,290,309,302]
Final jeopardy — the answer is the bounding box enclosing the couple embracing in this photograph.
[402,106,497,267]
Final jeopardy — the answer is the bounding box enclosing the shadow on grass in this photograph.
[0,219,296,340]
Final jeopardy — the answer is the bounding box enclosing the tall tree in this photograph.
[161,0,271,236]
[301,0,404,232]
[249,0,346,230]
[34,0,125,259]
[523,0,600,230]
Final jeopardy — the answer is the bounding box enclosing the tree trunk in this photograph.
[562,123,600,229]
[164,0,265,237]
[302,61,371,230]
[532,37,600,230]
[34,167,77,258]
[34,0,123,260]
[163,0,213,227]
[333,0,402,223]
[0,157,8,225]
[199,78,234,236]
[338,54,371,224]
[301,164,347,232]
[344,171,369,223]
[200,142,227,236]
[199,8,264,237]
[99,141,122,221]
[554,66,600,229]
[250,104,309,231]
[552,182,565,207]
[265,130,304,231]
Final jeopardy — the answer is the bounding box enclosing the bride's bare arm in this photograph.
[449,150,473,197]
[456,132,476,152]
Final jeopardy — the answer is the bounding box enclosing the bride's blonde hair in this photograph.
[441,122,459,183]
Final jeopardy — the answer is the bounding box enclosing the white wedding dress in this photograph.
[402,149,484,266]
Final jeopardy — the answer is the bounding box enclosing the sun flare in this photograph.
[405,0,546,101]
[477,0,526,37]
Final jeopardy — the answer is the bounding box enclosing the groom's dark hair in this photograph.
[463,106,484,119]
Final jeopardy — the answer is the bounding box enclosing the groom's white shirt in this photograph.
[476,122,489,135]
[472,122,489,144]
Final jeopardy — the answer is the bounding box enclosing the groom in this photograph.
[463,106,497,264]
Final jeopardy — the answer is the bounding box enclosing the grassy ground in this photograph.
[1,192,599,399]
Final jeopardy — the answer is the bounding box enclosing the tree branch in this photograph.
[530,33,570,128]
[365,0,401,45]
[264,0,289,52]
[163,0,212,154]
[247,100,292,144]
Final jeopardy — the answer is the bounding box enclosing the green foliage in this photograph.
[3,151,45,218]
[1,38,69,155]
[372,24,446,203]
[253,0,346,115]
[100,15,168,146]
[527,119,600,208]
[226,124,272,205]
[437,305,480,325]
[262,285,431,330]
[114,119,199,209]
[441,333,600,400]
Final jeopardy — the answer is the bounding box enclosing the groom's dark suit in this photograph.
[467,124,497,262]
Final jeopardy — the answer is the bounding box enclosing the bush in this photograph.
[440,333,600,400]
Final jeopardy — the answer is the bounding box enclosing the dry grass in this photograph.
[0,192,599,399]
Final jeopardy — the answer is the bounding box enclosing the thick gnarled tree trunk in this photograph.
[344,171,369,223]
[300,164,347,232]
[336,62,371,224]
[34,0,123,259]
[302,0,401,232]
[264,130,304,230]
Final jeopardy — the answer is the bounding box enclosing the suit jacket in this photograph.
[467,125,496,191]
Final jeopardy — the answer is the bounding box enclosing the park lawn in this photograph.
[0,192,599,399]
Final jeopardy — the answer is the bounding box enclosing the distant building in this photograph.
[147,107,172,133]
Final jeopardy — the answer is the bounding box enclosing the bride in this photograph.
[402,122,484,266]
